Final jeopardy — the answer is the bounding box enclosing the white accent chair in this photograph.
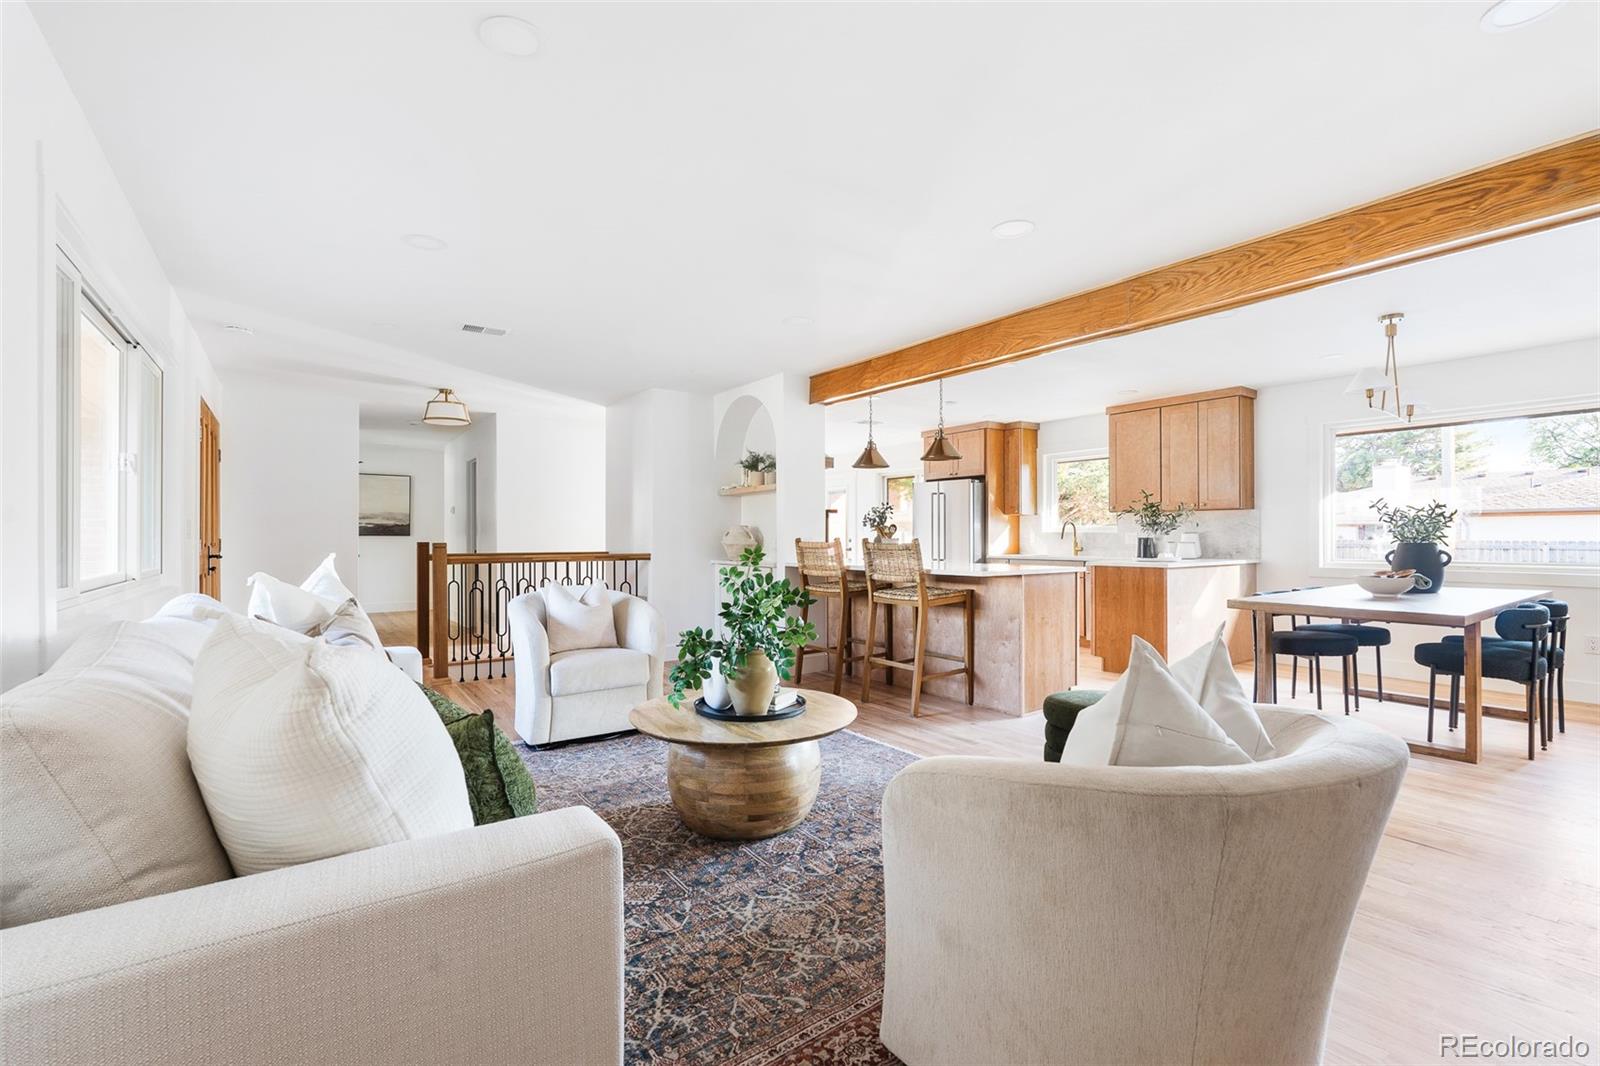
[509,587,665,745]
[878,707,1408,1066]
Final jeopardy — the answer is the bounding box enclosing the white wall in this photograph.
[605,389,719,642]
[443,414,498,552]
[495,405,606,550]
[357,439,445,613]
[1256,337,1600,702]
[219,373,358,611]
[2,4,221,686]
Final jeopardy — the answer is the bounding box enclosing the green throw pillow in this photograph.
[421,687,537,824]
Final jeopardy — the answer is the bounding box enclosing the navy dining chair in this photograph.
[1414,603,1551,760]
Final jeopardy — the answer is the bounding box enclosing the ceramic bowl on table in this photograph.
[1357,572,1431,598]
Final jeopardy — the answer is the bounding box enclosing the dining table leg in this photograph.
[1463,621,1483,764]
[1251,609,1275,702]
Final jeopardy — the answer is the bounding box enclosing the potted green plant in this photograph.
[1119,490,1192,559]
[760,453,777,485]
[862,502,897,543]
[669,546,816,714]
[739,450,765,488]
[1371,498,1457,593]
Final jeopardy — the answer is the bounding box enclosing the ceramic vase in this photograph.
[1386,542,1452,593]
[1136,536,1159,559]
[727,650,779,716]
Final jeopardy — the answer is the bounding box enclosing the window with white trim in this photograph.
[56,251,163,595]
[1328,407,1600,569]
[1048,454,1116,527]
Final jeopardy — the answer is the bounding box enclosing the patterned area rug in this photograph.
[518,730,914,1065]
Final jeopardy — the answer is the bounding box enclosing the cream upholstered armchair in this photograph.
[509,587,664,745]
[879,707,1408,1066]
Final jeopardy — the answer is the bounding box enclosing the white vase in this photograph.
[701,660,731,709]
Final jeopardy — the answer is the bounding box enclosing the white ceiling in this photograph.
[824,218,1600,446]
[30,1,1600,405]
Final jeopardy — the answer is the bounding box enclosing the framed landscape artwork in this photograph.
[359,473,412,536]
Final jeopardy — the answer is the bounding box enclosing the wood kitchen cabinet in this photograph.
[1106,387,1255,511]
[921,427,985,481]
[1091,562,1258,672]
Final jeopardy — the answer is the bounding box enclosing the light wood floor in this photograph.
[378,614,1600,1064]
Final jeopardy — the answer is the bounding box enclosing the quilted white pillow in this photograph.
[543,582,619,655]
[188,614,472,876]
[1060,637,1251,768]
[1167,627,1275,760]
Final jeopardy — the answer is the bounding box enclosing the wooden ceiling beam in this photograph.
[809,133,1600,405]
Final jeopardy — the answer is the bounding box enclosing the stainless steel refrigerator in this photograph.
[912,477,985,568]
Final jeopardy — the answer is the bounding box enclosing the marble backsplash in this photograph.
[1020,509,1261,560]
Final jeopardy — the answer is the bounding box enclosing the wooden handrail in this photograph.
[416,543,653,682]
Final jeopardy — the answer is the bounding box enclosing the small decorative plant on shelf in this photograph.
[1371,497,1457,593]
[760,453,777,485]
[668,546,816,714]
[739,450,767,487]
[862,502,897,542]
[1119,490,1192,559]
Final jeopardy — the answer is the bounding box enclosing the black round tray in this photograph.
[694,694,807,722]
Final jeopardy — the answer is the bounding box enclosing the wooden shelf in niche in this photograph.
[720,483,776,497]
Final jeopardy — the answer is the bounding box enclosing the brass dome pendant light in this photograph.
[920,378,963,462]
[852,393,889,469]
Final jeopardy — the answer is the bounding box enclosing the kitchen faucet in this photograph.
[1059,518,1083,555]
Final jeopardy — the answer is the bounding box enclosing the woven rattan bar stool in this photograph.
[860,539,974,717]
[792,538,871,695]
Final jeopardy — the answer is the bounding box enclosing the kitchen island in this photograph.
[791,562,1084,716]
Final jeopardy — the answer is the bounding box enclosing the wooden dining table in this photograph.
[1228,583,1551,764]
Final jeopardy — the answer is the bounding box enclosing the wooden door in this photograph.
[1197,396,1253,509]
[1108,408,1162,511]
[1159,402,1199,509]
[198,399,222,598]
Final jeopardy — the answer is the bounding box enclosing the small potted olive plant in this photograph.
[862,502,897,543]
[1119,490,1192,559]
[1372,498,1457,593]
[740,450,765,488]
[669,546,816,715]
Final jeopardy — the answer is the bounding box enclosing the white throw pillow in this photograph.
[1060,637,1251,768]
[188,614,472,876]
[302,552,356,603]
[1167,627,1276,760]
[246,571,339,634]
[543,582,619,655]
[323,597,386,657]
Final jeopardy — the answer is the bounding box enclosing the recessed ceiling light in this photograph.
[223,323,253,335]
[478,15,540,56]
[1480,0,1564,31]
[991,219,1036,240]
[1116,389,1140,396]
[1320,352,1344,361]
[783,315,814,327]
[402,233,447,251]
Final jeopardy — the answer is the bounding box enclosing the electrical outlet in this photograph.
[1586,636,1600,655]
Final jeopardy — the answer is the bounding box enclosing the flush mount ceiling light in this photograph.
[1345,313,1426,423]
[478,15,540,56]
[920,379,963,463]
[991,219,1036,240]
[783,315,814,328]
[1480,0,1564,31]
[422,387,472,427]
[223,323,253,335]
[851,394,889,469]
[402,233,448,251]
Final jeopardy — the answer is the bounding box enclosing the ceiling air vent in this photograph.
[460,323,508,336]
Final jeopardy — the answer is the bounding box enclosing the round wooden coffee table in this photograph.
[629,690,858,840]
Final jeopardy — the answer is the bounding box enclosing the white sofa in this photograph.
[0,600,625,1066]
[879,707,1409,1066]
[509,587,664,745]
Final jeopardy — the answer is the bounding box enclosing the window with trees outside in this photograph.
[56,250,164,595]
[1053,456,1115,526]
[884,475,915,543]
[1329,407,1600,569]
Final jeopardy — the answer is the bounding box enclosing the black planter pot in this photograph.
[1136,536,1160,559]
[1386,541,1452,593]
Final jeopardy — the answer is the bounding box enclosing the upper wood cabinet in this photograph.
[1000,424,1038,517]
[920,424,991,482]
[1108,408,1162,511]
[1107,387,1255,511]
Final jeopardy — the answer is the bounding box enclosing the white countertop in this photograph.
[995,554,1259,570]
[842,561,1087,578]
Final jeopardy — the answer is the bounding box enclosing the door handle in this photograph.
[206,551,223,575]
